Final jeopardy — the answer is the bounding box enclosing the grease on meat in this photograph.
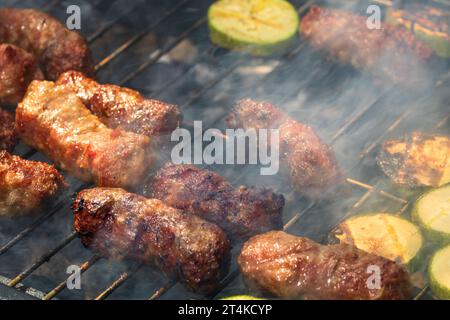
[73,188,230,293]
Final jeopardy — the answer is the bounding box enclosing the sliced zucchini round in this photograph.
[429,245,450,300]
[336,213,423,268]
[413,184,450,245]
[208,0,299,56]
[220,295,265,300]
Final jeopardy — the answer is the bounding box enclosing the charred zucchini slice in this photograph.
[413,184,450,245]
[386,6,450,59]
[429,245,450,300]
[208,0,299,56]
[337,213,423,269]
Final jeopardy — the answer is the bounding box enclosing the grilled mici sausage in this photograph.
[377,132,450,188]
[0,8,93,80]
[0,151,66,215]
[0,9,92,105]
[16,81,153,188]
[238,231,412,300]
[300,6,433,84]
[73,188,230,293]
[0,44,43,106]
[56,71,181,136]
[227,99,341,196]
[144,163,285,240]
[0,108,17,152]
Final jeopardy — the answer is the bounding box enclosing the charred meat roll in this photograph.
[56,71,181,136]
[0,151,66,215]
[0,44,43,106]
[227,99,341,196]
[16,80,153,188]
[0,108,17,152]
[73,188,230,293]
[238,231,412,300]
[0,8,93,81]
[300,6,433,84]
[378,132,450,188]
[144,163,285,240]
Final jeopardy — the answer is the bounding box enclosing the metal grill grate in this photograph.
[0,0,449,300]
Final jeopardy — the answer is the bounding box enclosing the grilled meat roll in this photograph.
[227,99,341,196]
[238,231,412,300]
[300,6,433,84]
[378,132,450,188]
[16,80,153,188]
[144,163,284,240]
[0,151,66,215]
[0,108,17,152]
[0,8,93,81]
[73,188,230,293]
[56,71,181,136]
[0,44,43,106]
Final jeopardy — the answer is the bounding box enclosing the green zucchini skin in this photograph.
[207,0,299,57]
[412,184,450,247]
[428,245,450,300]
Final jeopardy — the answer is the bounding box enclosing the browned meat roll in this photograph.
[227,99,341,197]
[238,231,412,300]
[144,163,284,240]
[0,8,93,81]
[300,6,433,84]
[56,71,181,136]
[16,80,153,188]
[0,44,43,106]
[0,108,17,152]
[0,150,66,215]
[73,188,230,293]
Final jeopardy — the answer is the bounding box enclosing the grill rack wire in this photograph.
[0,0,449,300]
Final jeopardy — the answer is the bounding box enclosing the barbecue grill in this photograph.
[0,0,449,300]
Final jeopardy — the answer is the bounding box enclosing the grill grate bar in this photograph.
[118,16,207,86]
[94,263,143,300]
[42,255,101,300]
[7,232,78,287]
[0,183,89,256]
[93,0,191,72]
[86,0,145,43]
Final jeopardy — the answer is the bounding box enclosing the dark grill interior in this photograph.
[0,0,449,299]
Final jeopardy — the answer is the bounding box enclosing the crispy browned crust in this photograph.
[16,80,153,188]
[73,188,230,293]
[227,99,341,196]
[238,231,412,300]
[377,132,450,187]
[56,71,181,136]
[0,150,66,215]
[0,44,43,106]
[0,108,17,152]
[300,6,433,84]
[0,8,93,80]
[144,163,284,240]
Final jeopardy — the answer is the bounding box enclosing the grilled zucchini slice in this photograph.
[208,0,299,56]
[413,184,450,245]
[386,6,450,59]
[336,213,423,269]
[429,245,450,300]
